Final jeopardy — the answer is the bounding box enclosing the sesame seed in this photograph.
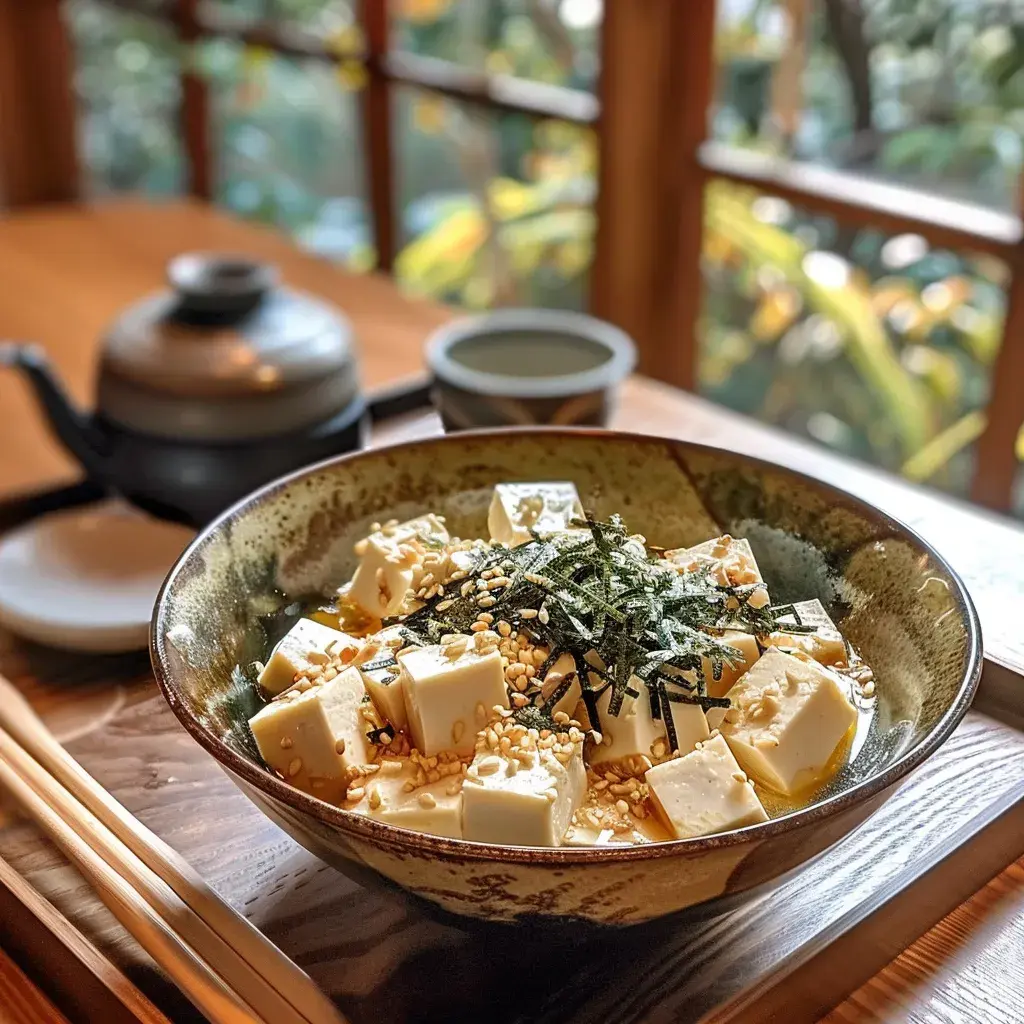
[335,738,347,755]
[280,737,293,749]
[288,758,303,777]
[368,787,382,809]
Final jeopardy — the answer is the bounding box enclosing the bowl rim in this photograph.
[424,309,637,399]
[151,426,983,864]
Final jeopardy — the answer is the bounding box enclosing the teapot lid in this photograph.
[98,254,359,441]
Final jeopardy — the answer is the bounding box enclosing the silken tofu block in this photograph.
[664,535,769,609]
[348,514,449,617]
[249,666,375,802]
[768,599,848,667]
[703,630,761,698]
[400,643,508,756]
[487,482,584,547]
[718,647,857,796]
[462,747,586,846]
[645,733,768,839]
[361,764,463,839]
[358,656,407,731]
[591,681,709,764]
[357,624,421,729]
[539,652,582,717]
[257,619,360,696]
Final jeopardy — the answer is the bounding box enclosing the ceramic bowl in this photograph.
[425,309,636,431]
[151,430,981,927]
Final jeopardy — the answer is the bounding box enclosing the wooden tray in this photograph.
[2,403,1024,1023]
[0,641,1021,1024]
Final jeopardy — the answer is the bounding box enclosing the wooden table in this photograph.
[1,200,1022,1023]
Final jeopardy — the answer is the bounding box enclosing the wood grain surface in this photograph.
[0,945,71,1024]
[1,201,1024,1022]
[0,850,171,1024]
[824,860,1024,1024]
[0,630,1021,1024]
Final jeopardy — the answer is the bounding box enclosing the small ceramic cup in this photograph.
[424,309,636,431]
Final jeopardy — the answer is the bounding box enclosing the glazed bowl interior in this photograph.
[152,430,980,922]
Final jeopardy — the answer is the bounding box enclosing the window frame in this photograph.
[2,0,1022,513]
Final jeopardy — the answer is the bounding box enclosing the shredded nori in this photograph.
[396,514,805,741]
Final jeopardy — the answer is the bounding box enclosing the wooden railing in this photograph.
[0,0,1021,514]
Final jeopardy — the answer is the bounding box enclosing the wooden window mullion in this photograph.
[0,0,79,208]
[592,0,716,382]
[649,0,717,389]
[175,0,211,200]
[970,254,1024,513]
[362,0,395,273]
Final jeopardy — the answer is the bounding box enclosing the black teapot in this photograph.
[1,254,365,526]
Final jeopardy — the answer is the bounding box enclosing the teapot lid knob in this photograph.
[168,253,278,320]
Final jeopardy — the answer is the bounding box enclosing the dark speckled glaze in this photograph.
[150,429,982,926]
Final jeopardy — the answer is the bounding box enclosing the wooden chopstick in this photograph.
[0,850,173,1024]
[0,749,258,1023]
[0,675,346,1024]
[0,725,316,1023]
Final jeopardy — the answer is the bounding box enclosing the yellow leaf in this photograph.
[412,95,448,135]
[399,0,453,25]
[486,51,515,76]
[487,177,541,220]
[243,45,273,76]
[335,60,368,92]
[326,24,365,59]
[462,276,495,309]
[554,239,591,277]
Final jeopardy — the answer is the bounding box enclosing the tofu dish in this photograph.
[246,482,875,847]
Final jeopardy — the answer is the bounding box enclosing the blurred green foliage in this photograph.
[63,0,1022,503]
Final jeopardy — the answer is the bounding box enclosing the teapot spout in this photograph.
[1,342,108,478]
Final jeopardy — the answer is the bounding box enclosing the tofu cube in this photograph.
[356,625,420,730]
[249,666,375,802]
[645,733,768,839]
[462,747,586,846]
[591,678,709,764]
[400,643,508,756]
[703,630,761,698]
[768,599,848,667]
[257,619,360,696]
[362,764,463,839]
[348,514,449,617]
[358,657,407,732]
[719,648,857,795]
[539,652,582,717]
[487,482,584,547]
[665,535,769,609]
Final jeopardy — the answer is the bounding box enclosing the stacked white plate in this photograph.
[0,500,194,653]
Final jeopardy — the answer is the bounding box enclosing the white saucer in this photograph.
[0,499,195,653]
